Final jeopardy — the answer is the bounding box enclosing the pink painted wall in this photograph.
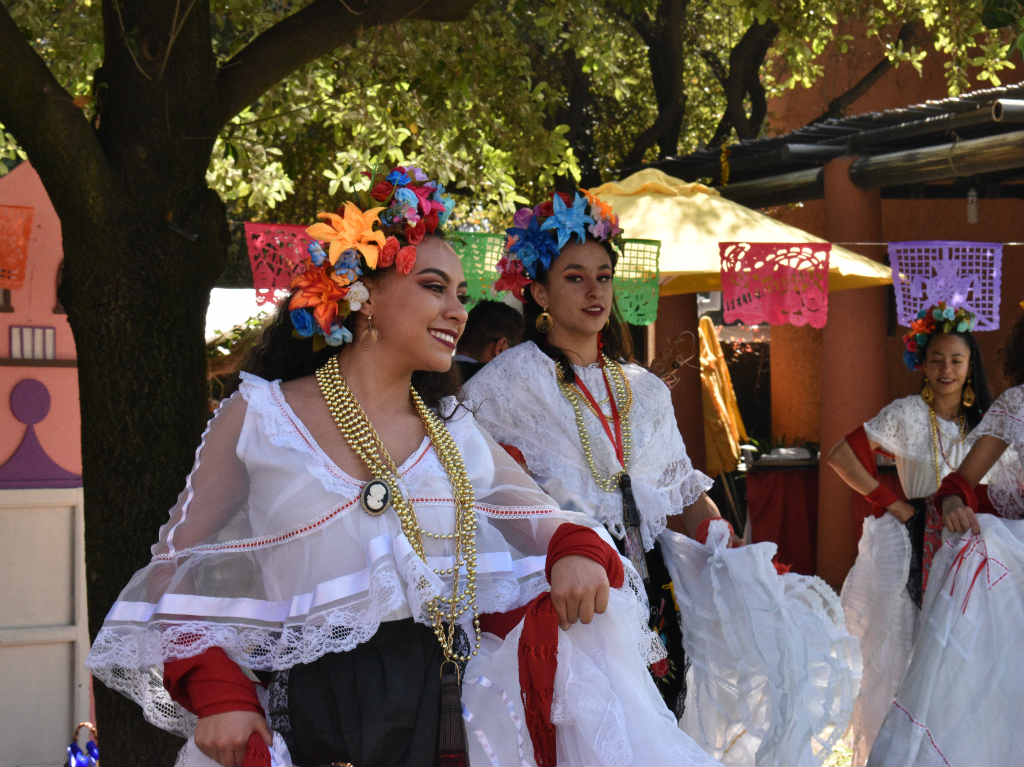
[0,163,81,475]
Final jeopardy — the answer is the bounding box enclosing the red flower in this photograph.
[423,209,440,234]
[535,200,554,219]
[495,255,532,300]
[379,236,400,268]
[370,180,394,202]
[406,220,426,245]
[650,659,669,678]
[396,245,417,275]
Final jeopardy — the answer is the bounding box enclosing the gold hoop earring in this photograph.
[535,310,553,334]
[962,378,975,408]
[921,380,934,406]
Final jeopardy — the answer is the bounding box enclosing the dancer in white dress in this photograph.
[463,189,860,766]
[86,168,715,767]
[868,308,1024,766]
[825,303,994,765]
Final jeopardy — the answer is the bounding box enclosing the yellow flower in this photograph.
[306,202,387,268]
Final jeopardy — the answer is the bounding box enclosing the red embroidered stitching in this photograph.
[890,700,950,766]
[152,499,358,559]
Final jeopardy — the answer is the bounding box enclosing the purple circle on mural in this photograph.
[10,378,50,425]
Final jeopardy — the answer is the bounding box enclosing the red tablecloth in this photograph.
[746,466,818,575]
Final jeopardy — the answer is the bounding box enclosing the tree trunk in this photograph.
[65,191,228,763]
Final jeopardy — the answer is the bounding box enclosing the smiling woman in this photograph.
[85,166,717,767]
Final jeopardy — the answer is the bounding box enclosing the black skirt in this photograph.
[269,618,448,767]
[613,535,689,717]
[905,497,930,608]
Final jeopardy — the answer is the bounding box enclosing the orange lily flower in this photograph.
[583,188,615,222]
[290,267,348,333]
[306,202,387,268]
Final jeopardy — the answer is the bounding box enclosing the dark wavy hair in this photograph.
[920,331,992,428]
[242,275,461,412]
[522,237,634,383]
[1002,310,1024,386]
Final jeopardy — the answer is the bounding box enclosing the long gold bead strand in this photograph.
[556,355,634,493]
[314,356,481,661]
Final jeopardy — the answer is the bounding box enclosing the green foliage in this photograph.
[1,0,1018,223]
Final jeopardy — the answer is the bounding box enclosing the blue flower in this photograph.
[325,324,354,347]
[932,308,944,320]
[916,333,928,346]
[394,187,418,207]
[387,169,411,186]
[336,249,363,276]
[917,308,928,319]
[433,184,455,226]
[942,306,955,320]
[957,319,970,333]
[308,241,328,266]
[903,349,919,370]
[290,308,315,338]
[506,217,560,279]
[539,192,595,250]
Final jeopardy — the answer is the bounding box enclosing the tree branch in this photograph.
[0,6,118,221]
[708,20,778,147]
[215,0,480,129]
[809,21,922,124]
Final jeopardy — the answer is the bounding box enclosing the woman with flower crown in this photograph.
[866,307,1024,765]
[85,167,715,767]
[824,302,999,764]
[461,190,861,766]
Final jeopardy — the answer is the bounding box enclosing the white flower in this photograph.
[346,282,369,311]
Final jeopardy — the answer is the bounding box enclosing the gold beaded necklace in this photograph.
[556,355,634,491]
[926,402,967,491]
[315,355,480,662]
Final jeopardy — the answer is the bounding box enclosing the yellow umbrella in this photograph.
[590,168,892,296]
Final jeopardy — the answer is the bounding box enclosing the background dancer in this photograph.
[464,189,859,765]
[826,303,992,765]
[868,306,1024,766]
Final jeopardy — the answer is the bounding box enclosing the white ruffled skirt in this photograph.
[868,514,1024,766]
[462,587,717,766]
[660,522,862,766]
[839,514,918,765]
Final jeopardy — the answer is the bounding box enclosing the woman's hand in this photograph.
[194,710,272,766]
[549,554,610,630]
[942,494,981,535]
[886,500,916,523]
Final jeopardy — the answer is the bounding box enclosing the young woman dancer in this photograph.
[867,307,1024,766]
[826,303,993,764]
[85,169,714,767]
[462,190,860,765]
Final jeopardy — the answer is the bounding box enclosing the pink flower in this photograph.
[513,207,534,228]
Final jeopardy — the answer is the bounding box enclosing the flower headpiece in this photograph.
[902,301,977,370]
[289,165,455,347]
[495,189,623,300]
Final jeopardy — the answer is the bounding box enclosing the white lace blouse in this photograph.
[86,371,591,736]
[864,394,1005,501]
[461,342,713,551]
[974,384,1024,518]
